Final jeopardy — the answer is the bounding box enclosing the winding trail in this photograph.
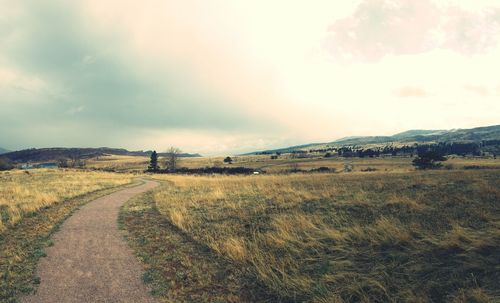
[22,180,159,303]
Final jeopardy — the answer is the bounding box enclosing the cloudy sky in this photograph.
[1,0,499,155]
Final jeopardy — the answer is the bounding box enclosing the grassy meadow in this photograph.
[85,155,150,172]
[0,169,134,302]
[86,153,500,174]
[1,155,499,302]
[0,169,133,232]
[122,168,500,302]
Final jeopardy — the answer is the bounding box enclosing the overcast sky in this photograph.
[1,0,499,155]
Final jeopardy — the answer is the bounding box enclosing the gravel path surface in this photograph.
[21,180,159,303]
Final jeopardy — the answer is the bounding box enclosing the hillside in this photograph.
[330,125,500,146]
[250,124,500,154]
[2,147,201,163]
[0,147,10,155]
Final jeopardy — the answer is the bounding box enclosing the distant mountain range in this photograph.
[0,147,10,155]
[1,147,201,163]
[249,124,500,155]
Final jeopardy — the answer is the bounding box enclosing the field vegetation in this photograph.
[88,153,500,174]
[85,155,150,172]
[0,169,133,232]
[133,169,500,302]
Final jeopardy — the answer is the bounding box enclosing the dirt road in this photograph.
[22,180,159,303]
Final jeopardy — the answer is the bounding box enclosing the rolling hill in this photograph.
[0,147,10,155]
[249,124,500,155]
[2,147,201,163]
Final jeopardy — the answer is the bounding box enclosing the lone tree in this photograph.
[412,150,447,169]
[57,158,69,168]
[165,147,181,171]
[223,156,233,164]
[148,150,159,172]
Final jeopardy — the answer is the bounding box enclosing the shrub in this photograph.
[310,166,332,173]
[412,151,447,169]
[153,166,255,175]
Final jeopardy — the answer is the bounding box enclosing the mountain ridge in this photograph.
[248,124,500,155]
[2,147,201,163]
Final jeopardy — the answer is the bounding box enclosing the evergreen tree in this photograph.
[148,150,159,172]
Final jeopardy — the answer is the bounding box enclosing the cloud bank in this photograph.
[325,0,500,61]
[0,1,291,153]
[1,0,499,154]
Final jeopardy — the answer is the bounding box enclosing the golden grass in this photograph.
[0,169,133,232]
[85,155,149,172]
[151,169,500,302]
[85,152,500,174]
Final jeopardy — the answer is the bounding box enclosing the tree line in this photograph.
[261,141,497,159]
[147,147,182,172]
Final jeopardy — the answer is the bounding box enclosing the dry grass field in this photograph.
[121,168,500,302]
[0,169,134,302]
[0,169,133,232]
[87,153,500,174]
[85,155,150,172]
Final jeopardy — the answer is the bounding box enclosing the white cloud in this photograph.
[325,0,500,61]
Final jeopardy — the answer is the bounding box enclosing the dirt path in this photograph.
[21,180,159,303]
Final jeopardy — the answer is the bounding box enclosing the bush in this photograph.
[310,167,333,173]
[412,151,447,170]
[151,166,255,175]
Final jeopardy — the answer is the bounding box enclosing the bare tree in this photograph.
[165,146,181,171]
[57,158,69,168]
[68,155,86,169]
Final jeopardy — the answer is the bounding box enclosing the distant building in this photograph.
[20,162,58,169]
[37,162,58,169]
[20,163,34,169]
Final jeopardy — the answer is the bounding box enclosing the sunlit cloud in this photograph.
[325,0,500,62]
[395,87,430,98]
[463,84,489,97]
